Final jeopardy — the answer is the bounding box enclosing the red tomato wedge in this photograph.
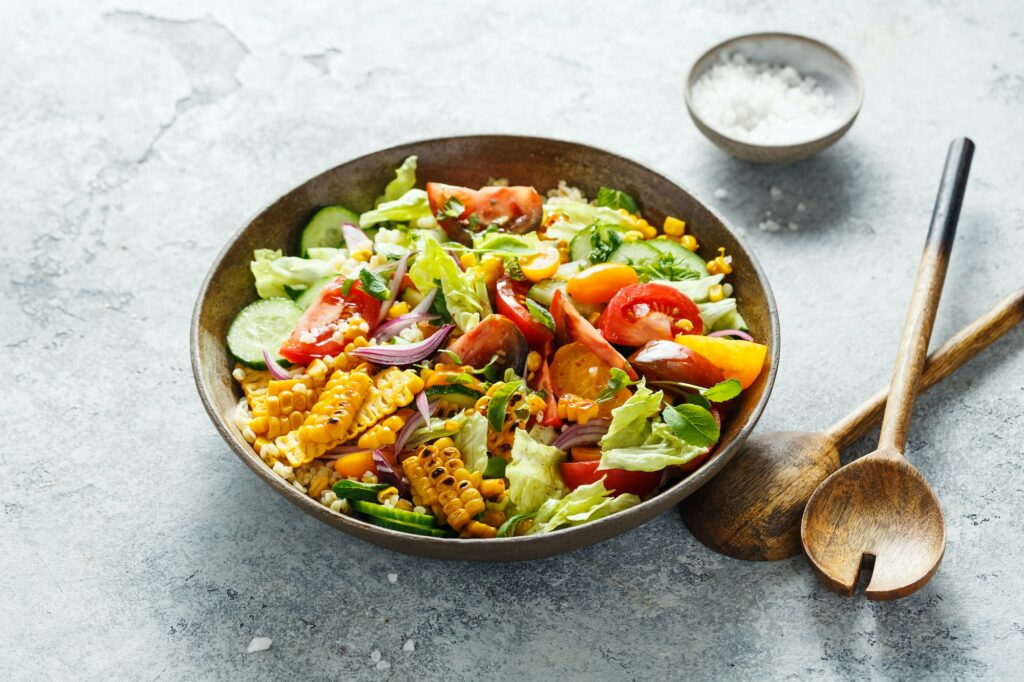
[495,276,553,350]
[426,182,543,244]
[559,461,662,498]
[279,279,381,365]
[534,356,562,428]
[551,289,638,381]
[599,283,703,347]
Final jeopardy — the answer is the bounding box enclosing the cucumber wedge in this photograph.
[299,205,361,256]
[646,238,709,277]
[295,276,335,310]
[227,298,303,368]
[607,241,660,266]
[366,516,456,538]
[569,223,626,263]
[425,384,484,409]
[333,480,391,502]
[352,499,438,527]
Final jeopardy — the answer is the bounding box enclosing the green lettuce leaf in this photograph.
[542,197,634,242]
[528,478,641,534]
[409,239,491,332]
[600,421,709,472]
[598,381,663,450]
[506,428,567,514]
[250,249,341,299]
[360,188,432,228]
[454,412,489,473]
[375,155,417,207]
[472,230,544,256]
[651,275,724,303]
[698,298,748,331]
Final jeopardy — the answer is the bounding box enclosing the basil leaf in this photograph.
[588,223,623,264]
[440,196,465,218]
[702,378,742,403]
[482,457,507,479]
[524,298,555,332]
[662,404,719,447]
[430,280,452,323]
[488,380,523,431]
[596,187,639,214]
[595,367,632,403]
[359,268,391,301]
[683,392,712,411]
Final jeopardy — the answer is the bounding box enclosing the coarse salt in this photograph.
[247,636,272,653]
[691,53,840,144]
[403,639,416,653]
[387,573,398,584]
[713,188,728,200]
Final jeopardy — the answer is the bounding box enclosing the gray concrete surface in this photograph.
[3,0,1023,679]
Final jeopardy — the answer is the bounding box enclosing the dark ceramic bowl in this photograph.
[191,135,780,561]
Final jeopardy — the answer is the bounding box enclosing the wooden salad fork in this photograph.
[801,137,974,599]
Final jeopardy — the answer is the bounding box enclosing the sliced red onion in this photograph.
[373,449,408,496]
[448,250,464,271]
[351,324,455,366]
[377,253,411,324]
[553,419,610,450]
[708,329,754,342]
[415,390,431,425]
[411,288,437,315]
[393,399,439,456]
[342,223,372,253]
[372,312,439,342]
[262,349,291,380]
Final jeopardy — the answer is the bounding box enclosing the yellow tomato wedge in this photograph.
[673,334,767,389]
[566,263,639,304]
[518,246,561,282]
[334,450,376,478]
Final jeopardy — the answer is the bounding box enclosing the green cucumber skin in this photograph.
[607,241,660,266]
[227,298,303,369]
[569,223,626,263]
[646,239,709,276]
[299,205,361,256]
[333,480,390,502]
[295,276,335,309]
[424,385,484,409]
[366,516,455,538]
[352,500,438,528]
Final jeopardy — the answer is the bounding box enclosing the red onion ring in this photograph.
[372,312,440,342]
[262,349,291,380]
[377,253,411,324]
[351,324,455,366]
[708,329,754,342]
[341,224,372,253]
[553,419,610,450]
[373,449,408,496]
[393,399,439,456]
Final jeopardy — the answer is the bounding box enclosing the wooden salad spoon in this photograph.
[799,137,974,599]
[680,286,1023,561]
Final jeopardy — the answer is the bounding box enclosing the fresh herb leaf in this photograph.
[497,511,536,537]
[662,404,720,447]
[437,349,462,364]
[483,457,507,479]
[504,256,528,281]
[446,372,477,385]
[358,268,391,301]
[634,252,701,282]
[440,196,465,219]
[430,280,452,323]
[488,380,523,431]
[524,298,555,332]
[588,223,623,264]
[683,392,712,411]
[702,378,742,403]
[595,367,633,403]
[596,187,639,214]
[467,214,481,230]
[340,277,356,296]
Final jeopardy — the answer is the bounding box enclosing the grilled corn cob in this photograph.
[401,444,497,537]
[344,367,424,441]
[248,379,313,439]
[357,411,409,449]
[299,367,374,445]
[556,393,600,425]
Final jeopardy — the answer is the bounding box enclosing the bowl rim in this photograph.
[684,31,866,151]
[190,134,780,558]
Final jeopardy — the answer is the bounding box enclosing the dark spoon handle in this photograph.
[877,138,975,455]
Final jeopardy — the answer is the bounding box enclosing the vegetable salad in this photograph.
[228,156,767,539]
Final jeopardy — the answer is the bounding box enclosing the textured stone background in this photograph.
[3,0,1022,679]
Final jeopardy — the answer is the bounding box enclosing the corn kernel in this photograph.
[377,486,399,503]
[675,319,694,333]
[680,235,698,252]
[708,284,725,302]
[663,216,686,236]
[434,436,455,450]
[526,351,542,373]
[706,247,733,276]
[444,419,461,432]
[352,248,372,262]
[623,230,644,241]
[387,301,410,319]
[460,252,477,268]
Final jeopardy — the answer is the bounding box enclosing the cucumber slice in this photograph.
[646,238,709,277]
[299,205,361,256]
[333,479,391,502]
[425,384,484,409]
[607,241,661,266]
[569,223,626,263]
[527,279,565,307]
[352,499,438,527]
[295,276,335,310]
[366,516,456,538]
[227,298,303,369]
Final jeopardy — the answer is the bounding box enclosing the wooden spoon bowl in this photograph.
[802,453,945,598]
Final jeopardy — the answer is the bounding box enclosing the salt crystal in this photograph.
[788,222,800,231]
[376,660,391,671]
[691,53,840,144]
[370,650,382,663]
[797,202,807,212]
[713,188,728,199]
[770,186,783,199]
[247,637,272,653]
[387,573,398,584]
[403,639,416,652]
[758,220,782,232]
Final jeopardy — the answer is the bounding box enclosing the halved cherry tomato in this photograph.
[566,263,639,304]
[446,314,529,373]
[599,283,703,347]
[559,461,662,498]
[495,276,553,349]
[550,289,638,380]
[279,279,381,365]
[334,450,377,478]
[534,356,562,428]
[426,182,543,245]
[674,334,767,389]
[628,340,724,389]
[518,246,561,282]
[549,341,630,417]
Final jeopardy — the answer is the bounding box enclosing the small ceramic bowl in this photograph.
[685,32,864,164]
[191,136,780,561]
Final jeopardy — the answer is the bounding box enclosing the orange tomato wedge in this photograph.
[566,263,639,304]
[518,246,561,282]
[673,334,767,389]
[333,450,377,479]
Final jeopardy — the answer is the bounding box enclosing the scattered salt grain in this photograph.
[770,186,783,199]
[376,660,391,671]
[403,640,416,653]
[788,222,800,231]
[691,52,840,144]
[370,650,382,663]
[247,637,272,653]
[387,573,398,584]
[713,187,728,200]
[797,202,807,212]
[758,220,782,232]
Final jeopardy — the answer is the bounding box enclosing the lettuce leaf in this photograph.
[454,412,489,473]
[409,239,490,332]
[472,230,544,256]
[651,275,724,303]
[698,298,749,331]
[250,249,341,299]
[375,155,417,207]
[506,428,567,514]
[598,381,663,450]
[528,478,641,534]
[542,197,634,242]
[360,189,432,228]
[600,422,709,472]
